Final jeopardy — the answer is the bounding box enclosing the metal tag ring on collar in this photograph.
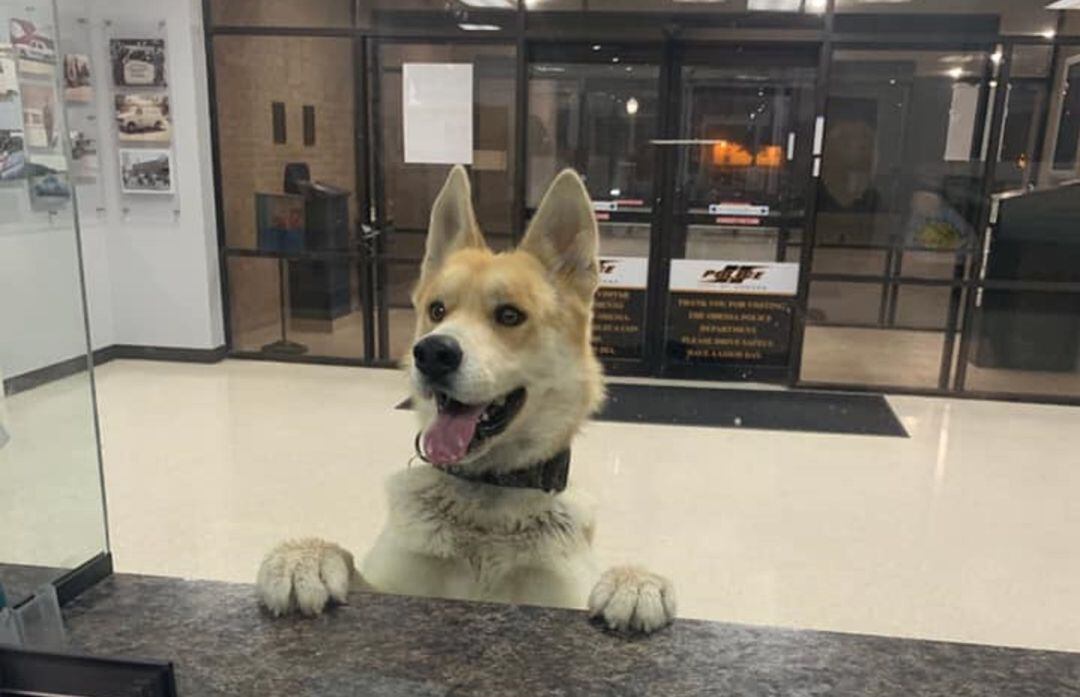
[413,432,432,465]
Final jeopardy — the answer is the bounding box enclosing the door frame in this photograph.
[650,39,826,384]
[518,37,825,382]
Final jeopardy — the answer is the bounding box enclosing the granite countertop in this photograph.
[0,563,66,608]
[62,574,1080,696]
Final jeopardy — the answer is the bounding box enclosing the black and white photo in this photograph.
[119,147,172,194]
[110,38,166,87]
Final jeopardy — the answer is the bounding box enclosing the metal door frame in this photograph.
[650,39,827,384]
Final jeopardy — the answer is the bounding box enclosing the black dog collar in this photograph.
[414,433,570,493]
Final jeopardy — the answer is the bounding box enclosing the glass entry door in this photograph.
[659,45,819,381]
[371,40,519,363]
[526,44,661,372]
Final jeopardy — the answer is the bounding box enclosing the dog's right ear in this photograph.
[421,165,486,279]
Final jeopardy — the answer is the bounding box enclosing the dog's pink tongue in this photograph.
[423,405,485,466]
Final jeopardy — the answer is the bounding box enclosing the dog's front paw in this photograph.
[256,538,357,617]
[588,566,676,634]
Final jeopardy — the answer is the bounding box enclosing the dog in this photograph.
[256,166,675,633]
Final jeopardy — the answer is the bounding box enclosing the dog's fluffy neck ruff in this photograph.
[386,464,595,590]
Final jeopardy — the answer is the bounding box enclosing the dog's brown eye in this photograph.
[495,304,526,327]
[428,301,446,323]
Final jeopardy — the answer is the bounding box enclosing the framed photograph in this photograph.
[63,53,92,103]
[29,171,70,210]
[0,128,25,181]
[9,18,56,77]
[110,39,166,87]
[114,93,170,142]
[119,147,172,194]
[19,83,59,149]
[70,130,99,179]
[0,44,18,101]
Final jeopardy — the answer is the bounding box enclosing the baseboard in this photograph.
[106,344,229,364]
[3,345,227,396]
[51,552,113,607]
[10,553,113,611]
[3,355,95,397]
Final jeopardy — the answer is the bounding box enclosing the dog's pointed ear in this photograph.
[519,169,599,300]
[422,165,486,279]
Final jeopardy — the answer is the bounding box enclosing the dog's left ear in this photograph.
[519,169,599,301]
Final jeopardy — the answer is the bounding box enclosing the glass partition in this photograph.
[375,41,518,362]
[0,0,108,606]
[213,35,367,363]
[802,48,991,389]
[960,45,1080,399]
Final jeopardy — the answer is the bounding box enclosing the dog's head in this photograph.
[407,166,604,473]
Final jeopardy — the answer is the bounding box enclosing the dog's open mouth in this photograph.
[421,387,527,467]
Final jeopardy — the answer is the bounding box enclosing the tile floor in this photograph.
[71,359,1080,653]
[0,374,107,570]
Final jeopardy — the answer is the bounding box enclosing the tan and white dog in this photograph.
[256,166,675,633]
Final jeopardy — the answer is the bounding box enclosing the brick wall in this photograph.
[213,35,356,333]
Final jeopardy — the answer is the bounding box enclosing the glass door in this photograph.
[660,45,819,381]
[801,47,994,391]
[526,43,661,373]
[371,40,519,363]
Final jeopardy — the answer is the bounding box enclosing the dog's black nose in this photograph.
[413,335,463,380]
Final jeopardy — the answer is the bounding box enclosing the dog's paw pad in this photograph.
[256,538,356,617]
[588,566,676,634]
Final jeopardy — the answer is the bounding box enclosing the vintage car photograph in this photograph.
[114,93,171,142]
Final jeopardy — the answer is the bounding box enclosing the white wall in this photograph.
[0,1,95,379]
[2,0,222,379]
[0,218,90,377]
[63,0,223,352]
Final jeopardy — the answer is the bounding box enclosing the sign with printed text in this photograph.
[666,259,799,367]
[403,63,473,165]
[598,256,648,289]
[668,259,799,296]
[716,217,762,226]
[592,256,648,361]
[708,203,771,217]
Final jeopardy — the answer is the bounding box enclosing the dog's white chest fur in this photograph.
[361,468,598,608]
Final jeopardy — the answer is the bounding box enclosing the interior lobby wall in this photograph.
[29,0,227,377]
[213,35,356,335]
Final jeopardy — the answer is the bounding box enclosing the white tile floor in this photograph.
[0,374,107,570]
[64,359,1080,651]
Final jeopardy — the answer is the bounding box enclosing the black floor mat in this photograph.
[397,383,907,437]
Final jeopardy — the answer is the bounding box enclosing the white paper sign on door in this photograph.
[403,63,473,165]
[669,259,800,296]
